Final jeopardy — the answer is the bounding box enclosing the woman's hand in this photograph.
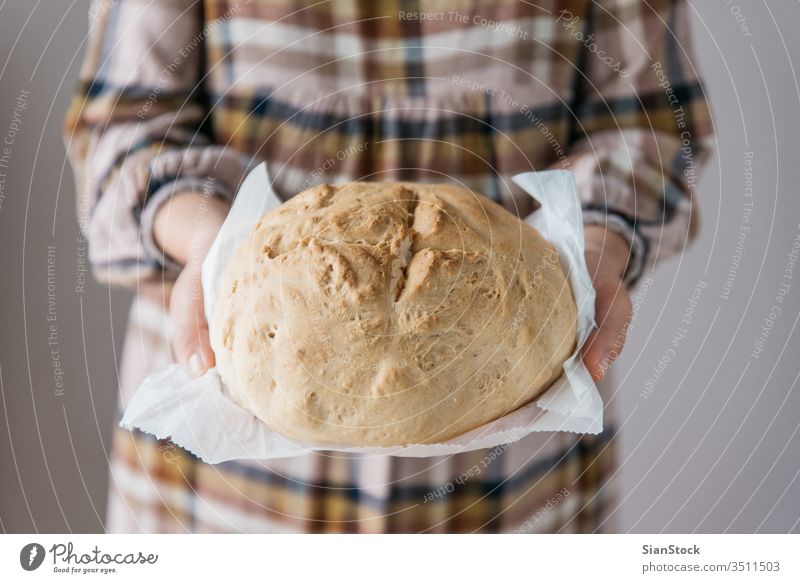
[582,225,633,382]
[153,192,230,378]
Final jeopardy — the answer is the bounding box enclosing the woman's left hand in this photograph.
[582,226,633,381]
[153,192,230,378]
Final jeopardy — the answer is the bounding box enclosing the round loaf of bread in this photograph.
[211,182,577,447]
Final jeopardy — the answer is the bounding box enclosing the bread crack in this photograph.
[389,188,418,302]
[390,234,413,301]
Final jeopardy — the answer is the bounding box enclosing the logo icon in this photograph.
[20,543,45,571]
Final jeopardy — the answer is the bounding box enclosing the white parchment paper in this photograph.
[120,164,601,461]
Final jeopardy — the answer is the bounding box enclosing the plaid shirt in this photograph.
[65,0,713,287]
[64,0,713,533]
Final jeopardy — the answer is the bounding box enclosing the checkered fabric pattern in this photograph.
[64,0,713,533]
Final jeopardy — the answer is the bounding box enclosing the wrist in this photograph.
[186,217,224,266]
[584,225,630,281]
[154,191,229,267]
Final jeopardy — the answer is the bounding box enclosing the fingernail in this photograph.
[596,351,610,380]
[188,353,204,378]
[595,366,605,381]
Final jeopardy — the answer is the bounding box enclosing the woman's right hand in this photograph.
[153,191,230,378]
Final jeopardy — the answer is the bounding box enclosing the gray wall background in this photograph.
[0,1,798,533]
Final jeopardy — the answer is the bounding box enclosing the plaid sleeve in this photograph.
[563,0,715,286]
[63,0,249,286]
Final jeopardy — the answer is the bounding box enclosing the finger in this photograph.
[171,268,215,378]
[583,278,632,381]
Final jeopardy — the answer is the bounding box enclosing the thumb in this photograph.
[583,276,631,381]
[170,262,215,378]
